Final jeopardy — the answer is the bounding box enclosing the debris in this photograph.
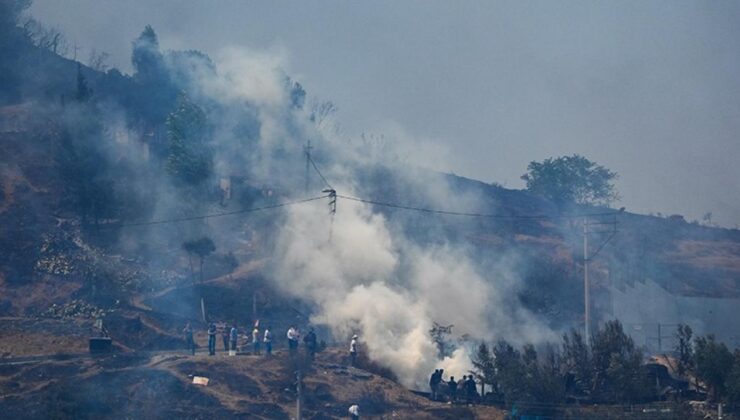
[41,299,108,319]
[192,376,209,386]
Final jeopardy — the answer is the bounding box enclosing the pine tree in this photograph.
[471,342,496,397]
[675,324,694,377]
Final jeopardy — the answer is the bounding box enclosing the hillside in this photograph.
[1,10,740,418]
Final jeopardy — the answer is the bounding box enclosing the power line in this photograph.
[336,194,621,221]
[101,195,330,229]
[302,144,623,222]
[307,154,333,190]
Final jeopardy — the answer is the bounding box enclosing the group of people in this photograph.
[183,322,363,370]
[429,369,478,404]
[286,325,319,359]
[182,321,273,356]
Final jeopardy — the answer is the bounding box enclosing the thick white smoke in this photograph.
[270,192,554,388]
[178,46,556,389]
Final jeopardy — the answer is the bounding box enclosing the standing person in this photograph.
[221,322,229,352]
[263,326,272,356]
[207,322,217,356]
[287,326,298,355]
[465,375,477,404]
[252,325,260,355]
[448,376,458,403]
[183,322,195,355]
[348,404,360,420]
[458,376,466,401]
[229,324,238,353]
[303,328,317,360]
[429,369,441,401]
[349,334,358,367]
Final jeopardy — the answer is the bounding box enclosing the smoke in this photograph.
[149,44,559,388]
[268,186,554,387]
[3,13,558,388]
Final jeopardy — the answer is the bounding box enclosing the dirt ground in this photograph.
[0,344,504,419]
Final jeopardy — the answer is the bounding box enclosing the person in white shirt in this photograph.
[263,326,272,356]
[287,326,299,355]
[349,334,358,366]
[348,404,360,419]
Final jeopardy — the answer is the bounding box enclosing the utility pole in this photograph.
[295,370,303,420]
[584,218,591,344]
[201,297,207,323]
[304,139,313,194]
[252,292,257,322]
[582,209,623,343]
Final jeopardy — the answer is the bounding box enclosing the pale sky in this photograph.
[30,0,740,226]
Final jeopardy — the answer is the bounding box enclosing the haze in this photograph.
[30,0,740,226]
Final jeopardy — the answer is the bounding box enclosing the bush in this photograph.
[358,386,390,415]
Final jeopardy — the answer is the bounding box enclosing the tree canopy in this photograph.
[166,93,213,186]
[521,154,619,206]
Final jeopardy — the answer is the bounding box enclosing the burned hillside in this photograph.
[2,1,740,418]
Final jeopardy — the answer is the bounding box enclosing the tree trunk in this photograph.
[187,254,195,284]
[199,257,204,283]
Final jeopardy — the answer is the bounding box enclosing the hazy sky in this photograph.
[30,0,740,226]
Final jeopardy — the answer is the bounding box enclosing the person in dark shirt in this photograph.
[207,323,217,356]
[465,375,477,404]
[448,376,458,403]
[303,328,317,360]
[429,369,441,401]
[221,323,229,352]
[183,322,195,355]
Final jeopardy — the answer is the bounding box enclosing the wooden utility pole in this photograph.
[295,370,303,420]
[252,292,257,322]
[201,298,207,323]
[584,219,591,344]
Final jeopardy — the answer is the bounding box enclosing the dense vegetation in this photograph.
[521,154,619,206]
[468,321,740,412]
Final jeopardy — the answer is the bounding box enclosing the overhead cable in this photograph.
[336,194,620,220]
[103,195,330,229]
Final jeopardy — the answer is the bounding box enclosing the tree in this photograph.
[166,94,213,186]
[182,237,216,283]
[675,324,694,377]
[726,350,740,404]
[521,154,619,206]
[693,334,733,401]
[310,100,338,130]
[590,320,651,403]
[0,0,31,33]
[428,322,454,359]
[20,17,69,56]
[130,25,177,123]
[492,340,526,404]
[75,63,92,102]
[131,25,163,80]
[536,345,566,406]
[562,329,592,395]
[471,342,496,397]
[56,96,118,229]
[88,48,110,72]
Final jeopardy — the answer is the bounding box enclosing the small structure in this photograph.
[89,337,112,353]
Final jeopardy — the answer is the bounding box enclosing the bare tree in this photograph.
[22,17,69,56]
[88,48,110,72]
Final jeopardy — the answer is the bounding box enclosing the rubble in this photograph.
[41,299,109,319]
[35,232,90,276]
